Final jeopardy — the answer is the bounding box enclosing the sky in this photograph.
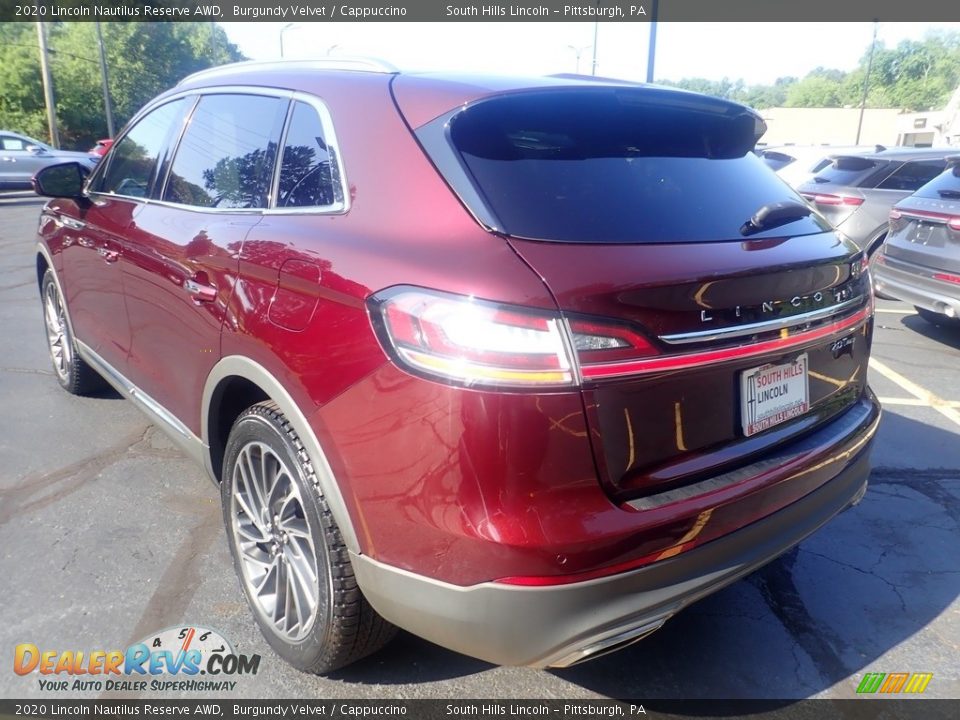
[218,22,960,86]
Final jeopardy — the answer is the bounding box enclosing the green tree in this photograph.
[0,22,243,149]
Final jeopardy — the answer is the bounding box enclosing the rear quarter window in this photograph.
[876,159,949,192]
[912,163,960,199]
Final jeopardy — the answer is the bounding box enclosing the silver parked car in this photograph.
[797,147,955,256]
[0,131,97,190]
[874,157,960,327]
[760,144,879,189]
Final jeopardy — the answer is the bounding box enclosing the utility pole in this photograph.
[856,20,879,145]
[94,22,115,138]
[646,0,659,83]
[36,21,60,148]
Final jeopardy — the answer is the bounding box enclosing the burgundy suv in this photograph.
[33,59,879,673]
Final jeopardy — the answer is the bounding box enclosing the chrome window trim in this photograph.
[268,92,350,215]
[85,96,193,206]
[87,85,351,216]
[660,296,864,345]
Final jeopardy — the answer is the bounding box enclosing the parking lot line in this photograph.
[869,358,960,427]
[874,308,915,314]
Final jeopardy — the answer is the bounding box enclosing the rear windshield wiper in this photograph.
[937,189,960,199]
[741,200,812,236]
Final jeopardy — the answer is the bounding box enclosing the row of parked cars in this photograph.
[762,144,960,329]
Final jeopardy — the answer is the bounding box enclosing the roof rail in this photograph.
[179,57,399,85]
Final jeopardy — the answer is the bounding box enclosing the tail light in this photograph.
[933,272,960,285]
[949,217,960,232]
[367,288,658,389]
[804,193,864,207]
[368,286,871,388]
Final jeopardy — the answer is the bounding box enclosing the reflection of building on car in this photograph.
[0,130,97,190]
[874,156,960,328]
[32,58,879,674]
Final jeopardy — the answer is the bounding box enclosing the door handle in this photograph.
[96,247,119,263]
[184,277,217,303]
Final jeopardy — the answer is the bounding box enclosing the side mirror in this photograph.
[26,145,46,155]
[33,162,88,200]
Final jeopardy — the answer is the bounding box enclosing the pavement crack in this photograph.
[747,548,852,685]
[0,366,54,376]
[0,426,151,527]
[798,548,908,613]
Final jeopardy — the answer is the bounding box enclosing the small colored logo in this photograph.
[856,672,933,694]
[13,625,260,693]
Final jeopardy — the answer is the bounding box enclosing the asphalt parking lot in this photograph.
[1,190,957,701]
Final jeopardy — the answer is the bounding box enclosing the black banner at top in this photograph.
[2,0,960,23]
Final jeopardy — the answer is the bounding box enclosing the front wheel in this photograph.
[41,269,103,395]
[221,401,395,673]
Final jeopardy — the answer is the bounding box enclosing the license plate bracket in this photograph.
[740,354,810,437]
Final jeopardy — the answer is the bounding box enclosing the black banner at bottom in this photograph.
[1,699,959,720]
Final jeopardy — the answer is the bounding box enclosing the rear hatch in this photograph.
[884,160,960,275]
[411,85,873,501]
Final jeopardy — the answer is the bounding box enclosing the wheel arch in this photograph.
[202,355,361,553]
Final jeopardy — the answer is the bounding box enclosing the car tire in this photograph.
[915,306,960,328]
[221,401,396,673]
[41,269,103,395]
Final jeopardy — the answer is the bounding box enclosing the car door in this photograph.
[60,100,188,371]
[0,134,50,188]
[119,92,289,434]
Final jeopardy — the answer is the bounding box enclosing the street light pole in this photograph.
[280,22,298,58]
[567,45,591,74]
[646,0,659,83]
[94,22,115,138]
[36,22,60,148]
[856,20,879,145]
[590,20,599,76]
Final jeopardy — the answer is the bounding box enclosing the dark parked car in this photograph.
[874,156,960,327]
[32,60,880,673]
[0,131,97,190]
[797,146,954,256]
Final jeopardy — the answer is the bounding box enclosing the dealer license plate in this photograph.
[740,354,810,437]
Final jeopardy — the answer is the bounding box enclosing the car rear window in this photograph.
[898,162,960,198]
[809,155,884,187]
[441,89,828,243]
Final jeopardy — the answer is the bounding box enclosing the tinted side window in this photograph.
[277,101,344,209]
[876,160,948,191]
[913,164,960,199]
[164,94,287,209]
[97,99,185,198]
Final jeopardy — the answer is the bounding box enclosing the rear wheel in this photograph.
[915,306,960,328]
[221,402,395,673]
[41,269,103,395]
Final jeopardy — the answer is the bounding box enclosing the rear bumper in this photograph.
[351,397,878,668]
[875,257,960,318]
